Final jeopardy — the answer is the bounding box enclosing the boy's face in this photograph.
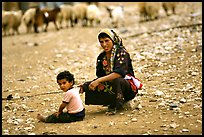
[57,79,73,92]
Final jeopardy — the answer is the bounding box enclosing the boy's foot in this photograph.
[37,114,46,122]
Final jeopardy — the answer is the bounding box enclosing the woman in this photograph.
[81,28,142,114]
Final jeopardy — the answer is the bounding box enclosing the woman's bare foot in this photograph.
[37,114,46,122]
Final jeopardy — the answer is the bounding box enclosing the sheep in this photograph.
[106,5,125,28]
[2,10,22,36]
[145,2,162,20]
[162,2,177,16]
[72,3,88,27]
[137,2,148,22]
[58,4,74,28]
[22,8,36,33]
[11,10,23,35]
[2,10,12,36]
[137,2,162,22]
[86,2,99,7]
[86,4,101,27]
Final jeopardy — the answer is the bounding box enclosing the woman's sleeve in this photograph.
[96,53,106,77]
[113,49,131,77]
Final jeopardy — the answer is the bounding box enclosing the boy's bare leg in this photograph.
[37,114,46,122]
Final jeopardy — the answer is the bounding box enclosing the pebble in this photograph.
[181,129,190,132]
[170,123,179,128]
[109,122,115,126]
[180,98,187,103]
[24,127,33,131]
[155,90,164,96]
[131,118,137,122]
[169,103,178,110]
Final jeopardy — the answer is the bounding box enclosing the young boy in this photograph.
[37,70,85,123]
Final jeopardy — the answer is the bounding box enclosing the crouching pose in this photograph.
[37,71,85,123]
[80,28,142,114]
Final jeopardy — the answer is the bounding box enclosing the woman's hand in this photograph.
[89,80,100,91]
[54,111,62,118]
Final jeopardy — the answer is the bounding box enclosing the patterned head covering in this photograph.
[98,28,123,46]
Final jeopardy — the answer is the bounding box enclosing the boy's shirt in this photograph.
[63,87,84,114]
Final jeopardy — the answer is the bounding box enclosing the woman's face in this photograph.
[99,37,113,53]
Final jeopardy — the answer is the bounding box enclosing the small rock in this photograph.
[180,98,187,103]
[182,129,189,132]
[155,90,164,96]
[42,131,57,135]
[170,123,179,128]
[109,122,115,126]
[93,125,98,129]
[6,94,13,100]
[169,103,178,110]
[131,118,137,122]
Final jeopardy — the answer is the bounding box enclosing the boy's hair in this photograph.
[57,71,75,85]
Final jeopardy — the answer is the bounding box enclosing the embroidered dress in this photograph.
[84,44,136,106]
[83,29,141,107]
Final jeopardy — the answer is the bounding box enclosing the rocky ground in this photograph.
[2,2,202,135]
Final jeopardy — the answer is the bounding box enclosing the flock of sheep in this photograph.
[2,2,177,36]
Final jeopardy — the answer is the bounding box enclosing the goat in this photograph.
[34,7,61,33]
[42,7,61,32]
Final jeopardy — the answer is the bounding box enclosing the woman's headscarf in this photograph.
[97,28,125,72]
[97,28,123,47]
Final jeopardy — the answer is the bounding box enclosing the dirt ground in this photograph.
[2,2,202,135]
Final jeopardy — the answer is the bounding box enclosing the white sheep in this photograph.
[106,5,125,28]
[2,10,23,36]
[86,4,101,27]
[11,10,23,35]
[2,10,12,36]
[22,8,36,33]
[58,4,74,28]
[137,2,162,22]
[145,2,162,20]
[72,3,88,27]
[162,2,177,16]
